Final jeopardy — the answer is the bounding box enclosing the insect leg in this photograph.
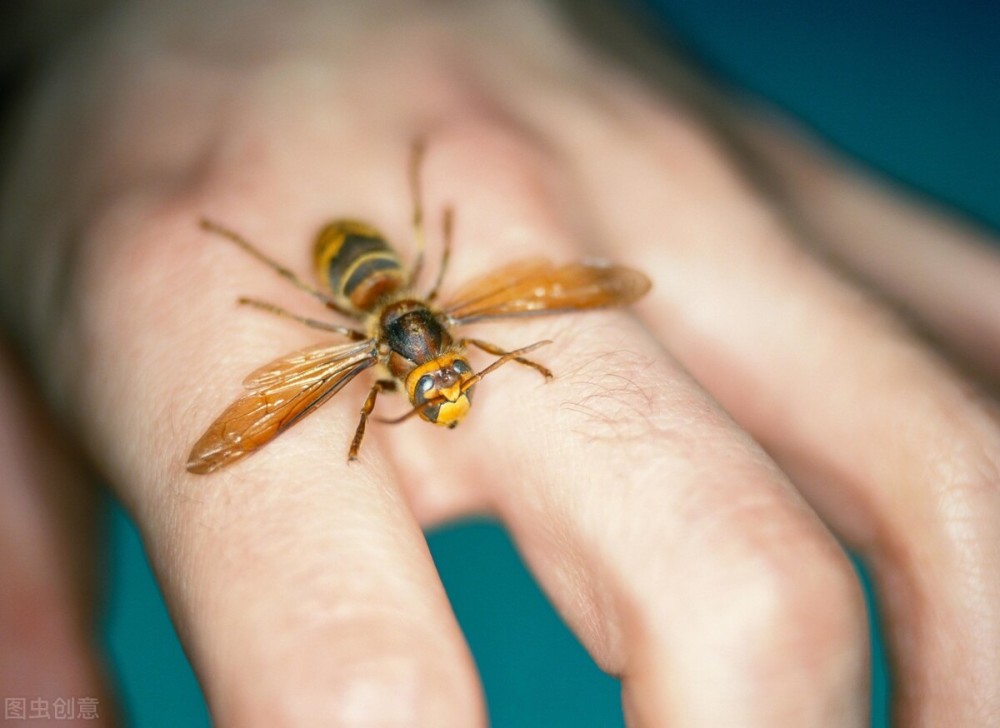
[200,218,356,317]
[407,139,428,288]
[426,206,453,302]
[349,379,396,460]
[237,297,368,340]
[462,337,554,380]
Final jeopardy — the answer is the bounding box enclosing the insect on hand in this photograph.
[186,142,651,474]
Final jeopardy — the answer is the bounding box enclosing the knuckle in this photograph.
[82,186,221,309]
[227,664,418,728]
[907,388,1000,545]
[319,655,459,728]
[53,179,298,467]
[621,490,869,711]
[933,415,1000,499]
[723,537,867,680]
[215,617,479,728]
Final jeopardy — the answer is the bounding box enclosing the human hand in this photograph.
[2,1,998,725]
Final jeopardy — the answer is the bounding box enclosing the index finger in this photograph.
[53,189,486,725]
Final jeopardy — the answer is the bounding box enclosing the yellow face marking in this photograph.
[435,396,472,427]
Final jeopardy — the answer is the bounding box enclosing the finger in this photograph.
[733,113,1000,384]
[482,325,869,727]
[561,94,1000,724]
[395,125,870,726]
[46,185,485,725]
[0,339,118,724]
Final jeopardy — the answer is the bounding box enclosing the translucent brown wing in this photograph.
[440,257,651,325]
[186,340,377,474]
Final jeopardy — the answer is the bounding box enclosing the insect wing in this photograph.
[186,340,377,474]
[441,258,651,325]
[242,340,372,389]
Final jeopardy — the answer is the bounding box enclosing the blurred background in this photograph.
[102,0,1000,725]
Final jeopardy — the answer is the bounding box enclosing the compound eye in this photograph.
[452,359,473,376]
[414,374,436,405]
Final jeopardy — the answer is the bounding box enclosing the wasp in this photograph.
[186,143,651,474]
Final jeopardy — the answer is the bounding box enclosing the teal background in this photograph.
[103,1,998,725]
[640,0,1000,228]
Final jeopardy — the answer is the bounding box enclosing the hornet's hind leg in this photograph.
[236,298,368,340]
[200,218,356,318]
[405,139,453,301]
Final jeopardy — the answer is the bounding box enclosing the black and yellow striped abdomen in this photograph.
[314,220,408,314]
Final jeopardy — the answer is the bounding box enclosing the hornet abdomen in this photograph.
[314,220,408,314]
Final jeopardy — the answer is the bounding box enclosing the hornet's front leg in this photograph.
[349,379,396,460]
[462,338,554,380]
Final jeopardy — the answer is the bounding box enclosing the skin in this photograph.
[1,0,999,725]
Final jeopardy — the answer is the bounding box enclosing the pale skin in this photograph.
[1,1,999,726]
